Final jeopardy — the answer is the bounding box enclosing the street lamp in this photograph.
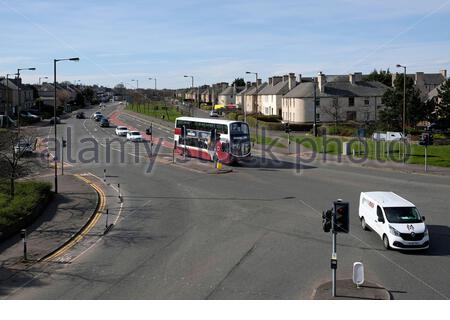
[17,67,36,134]
[245,71,259,122]
[148,77,157,91]
[53,57,79,194]
[39,76,48,85]
[131,79,139,89]
[184,75,194,116]
[396,64,407,163]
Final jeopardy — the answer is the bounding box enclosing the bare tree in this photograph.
[0,128,37,198]
[321,98,343,132]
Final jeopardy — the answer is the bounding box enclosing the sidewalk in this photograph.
[0,174,98,281]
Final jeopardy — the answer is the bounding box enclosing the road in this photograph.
[2,102,449,299]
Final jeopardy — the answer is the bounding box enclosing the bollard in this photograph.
[105,208,109,228]
[103,169,106,183]
[20,229,27,261]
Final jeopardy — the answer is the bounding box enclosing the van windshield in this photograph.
[384,207,422,223]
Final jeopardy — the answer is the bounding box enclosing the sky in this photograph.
[1,0,450,89]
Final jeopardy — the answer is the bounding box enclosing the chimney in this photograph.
[283,74,289,82]
[415,72,424,86]
[317,72,326,92]
[268,77,273,86]
[288,73,296,90]
[257,78,262,86]
[298,74,302,83]
[246,81,251,89]
[349,73,355,84]
[272,76,282,86]
[441,69,447,79]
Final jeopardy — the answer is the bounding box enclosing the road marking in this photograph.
[41,174,106,262]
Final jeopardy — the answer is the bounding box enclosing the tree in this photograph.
[82,87,95,103]
[232,78,246,87]
[0,129,36,198]
[379,74,426,130]
[322,98,343,132]
[436,78,450,121]
[363,69,392,87]
[74,92,85,107]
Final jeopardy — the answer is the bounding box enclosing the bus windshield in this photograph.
[230,122,249,135]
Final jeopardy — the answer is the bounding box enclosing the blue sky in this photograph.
[1,0,450,89]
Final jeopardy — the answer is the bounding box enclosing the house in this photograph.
[0,77,35,116]
[242,80,266,114]
[281,72,389,123]
[259,73,296,116]
[218,85,244,106]
[392,70,447,100]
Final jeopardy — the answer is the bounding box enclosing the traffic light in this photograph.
[322,209,332,233]
[333,201,349,233]
[419,132,434,146]
[284,123,291,133]
[62,139,67,148]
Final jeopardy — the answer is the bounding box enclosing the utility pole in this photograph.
[396,64,407,163]
[313,77,318,137]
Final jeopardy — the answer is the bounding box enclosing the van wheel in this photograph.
[383,235,391,250]
[361,217,368,230]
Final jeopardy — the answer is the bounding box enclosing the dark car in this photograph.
[94,114,103,121]
[100,117,109,127]
[76,112,85,119]
[427,119,450,133]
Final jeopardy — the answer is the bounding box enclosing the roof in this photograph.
[362,192,415,208]
[423,73,445,85]
[284,80,388,98]
[244,82,268,95]
[259,80,290,95]
[219,86,244,96]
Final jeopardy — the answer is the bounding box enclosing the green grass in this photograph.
[0,180,52,230]
[126,102,183,122]
[292,135,450,167]
[251,135,286,149]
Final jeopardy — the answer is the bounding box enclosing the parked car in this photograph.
[14,141,34,156]
[76,112,85,119]
[372,132,404,141]
[209,110,219,117]
[359,192,429,250]
[127,131,143,142]
[19,111,41,122]
[115,126,129,136]
[100,117,110,127]
[49,117,61,125]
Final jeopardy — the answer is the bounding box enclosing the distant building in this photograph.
[392,70,447,100]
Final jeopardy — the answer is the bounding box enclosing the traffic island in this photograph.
[313,279,391,300]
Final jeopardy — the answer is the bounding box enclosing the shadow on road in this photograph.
[236,155,316,171]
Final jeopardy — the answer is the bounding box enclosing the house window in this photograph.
[349,97,354,107]
[346,111,356,121]
[364,99,370,105]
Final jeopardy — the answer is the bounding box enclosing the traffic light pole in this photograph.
[425,145,428,173]
[332,229,337,297]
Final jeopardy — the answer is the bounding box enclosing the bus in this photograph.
[174,116,251,164]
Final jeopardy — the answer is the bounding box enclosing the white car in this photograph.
[209,110,219,117]
[115,126,129,136]
[359,192,429,250]
[127,131,143,142]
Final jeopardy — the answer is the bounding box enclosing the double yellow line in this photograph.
[41,174,106,262]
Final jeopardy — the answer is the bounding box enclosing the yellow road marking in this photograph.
[41,174,106,262]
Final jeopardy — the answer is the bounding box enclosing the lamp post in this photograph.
[17,67,36,134]
[396,64,407,163]
[148,77,157,91]
[53,57,79,194]
[245,71,258,121]
[313,77,318,137]
[184,75,194,116]
[131,79,139,89]
[39,76,48,85]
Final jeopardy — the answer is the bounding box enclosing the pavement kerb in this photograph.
[39,174,106,262]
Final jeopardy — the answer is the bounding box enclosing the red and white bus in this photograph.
[174,117,251,164]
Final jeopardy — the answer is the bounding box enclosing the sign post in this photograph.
[21,229,27,261]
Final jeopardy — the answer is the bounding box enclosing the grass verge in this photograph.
[126,102,183,122]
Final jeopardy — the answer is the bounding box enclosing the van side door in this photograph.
[374,205,385,235]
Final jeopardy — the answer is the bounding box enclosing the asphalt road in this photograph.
[2,102,449,299]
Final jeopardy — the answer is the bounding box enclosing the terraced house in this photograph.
[282,72,388,123]
[259,73,296,116]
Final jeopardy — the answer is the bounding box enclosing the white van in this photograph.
[372,132,404,141]
[359,192,429,250]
